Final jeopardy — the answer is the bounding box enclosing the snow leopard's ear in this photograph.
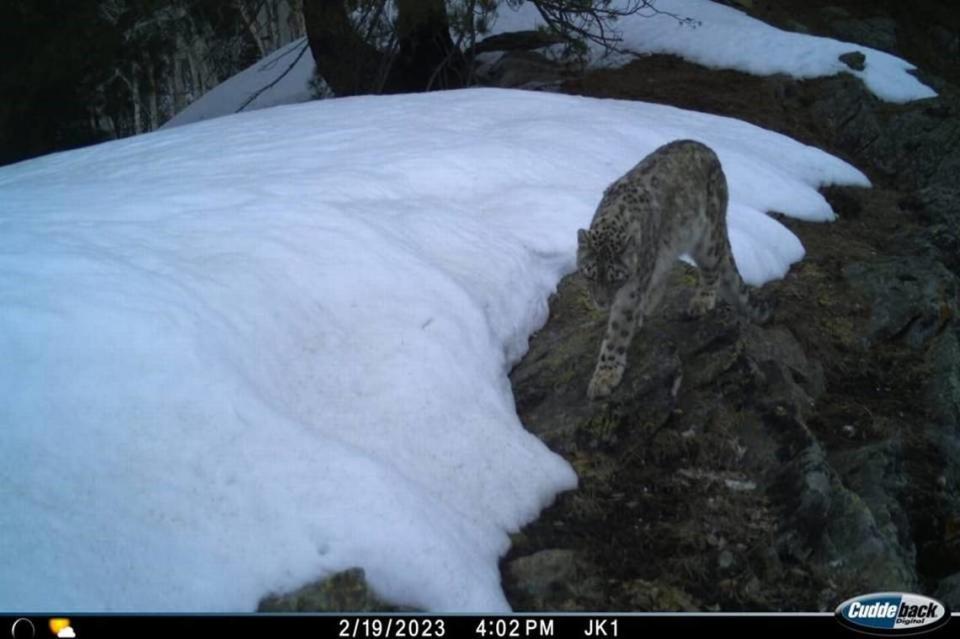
[577,229,590,247]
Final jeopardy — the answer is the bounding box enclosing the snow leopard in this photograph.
[577,139,772,400]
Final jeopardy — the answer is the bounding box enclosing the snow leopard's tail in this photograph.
[705,158,774,325]
[721,263,774,324]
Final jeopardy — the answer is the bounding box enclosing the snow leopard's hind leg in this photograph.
[691,162,772,323]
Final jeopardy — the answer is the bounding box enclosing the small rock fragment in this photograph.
[839,51,867,71]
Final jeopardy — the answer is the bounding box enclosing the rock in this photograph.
[868,104,960,189]
[822,185,863,219]
[622,580,700,611]
[510,272,685,454]
[479,51,570,90]
[743,323,826,406]
[926,331,960,429]
[509,261,918,607]
[817,8,898,51]
[839,51,866,72]
[832,17,898,52]
[818,6,851,21]
[804,75,958,193]
[935,572,960,608]
[505,549,604,610]
[908,422,960,579]
[916,184,960,224]
[257,568,409,612]
[910,185,960,275]
[761,407,915,590]
[806,75,884,161]
[930,26,960,60]
[843,257,957,350]
[831,440,916,573]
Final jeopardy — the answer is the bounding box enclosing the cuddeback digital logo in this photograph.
[836,592,951,635]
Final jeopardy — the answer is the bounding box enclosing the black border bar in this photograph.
[3,613,957,639]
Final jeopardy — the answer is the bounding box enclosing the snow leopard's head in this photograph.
[577,222,634,311]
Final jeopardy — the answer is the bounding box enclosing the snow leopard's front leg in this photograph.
[588,270,652,400]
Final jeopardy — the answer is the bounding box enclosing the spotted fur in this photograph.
[577,139,772,400]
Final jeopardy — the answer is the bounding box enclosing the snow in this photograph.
[0,87,868,612]
[163,37,315,129]
[164,0,933,129]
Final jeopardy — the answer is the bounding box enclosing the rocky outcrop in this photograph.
[504,549,607,610]
[504,263,922,610]
[504,4,960,612]
[258,568,410,612]
[843,257,956,349]
[823,9,898,53]
[476,50,573,90]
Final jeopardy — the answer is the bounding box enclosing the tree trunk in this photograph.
[266,0,279,52]
[303,0,466,96]
[124,62,142,134]
[146,60,159,131]
[237,0,268,57]
[303,0,383,96]
[186,45,199,101]
[390,0,465,92]
[286,0,305,42]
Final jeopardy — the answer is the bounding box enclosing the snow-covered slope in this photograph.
[163,37,315,129]
[0,88,868,612]
[165,0,933,129]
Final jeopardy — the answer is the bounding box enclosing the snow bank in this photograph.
[496,0,935,103]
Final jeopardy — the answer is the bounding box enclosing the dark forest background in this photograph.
[4,0,952,169]
[0,0,657,167]
[0,0,305,166]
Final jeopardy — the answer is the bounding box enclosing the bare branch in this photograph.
[520,0,699,57]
